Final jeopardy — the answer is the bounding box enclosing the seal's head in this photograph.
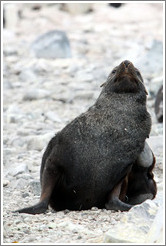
[103,60,147,95]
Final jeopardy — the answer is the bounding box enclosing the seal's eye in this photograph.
[112,69,116,74]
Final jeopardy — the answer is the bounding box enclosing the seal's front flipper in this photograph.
[14,200,48,214]
[105,169,133,211]
[137,141,154,168]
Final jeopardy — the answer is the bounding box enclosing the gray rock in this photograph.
[31,30,71,59]
[12,178,29,189]
[23,88,50,101]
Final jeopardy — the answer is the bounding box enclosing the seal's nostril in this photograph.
[123,60,131,67]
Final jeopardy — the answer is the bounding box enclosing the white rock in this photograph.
[9,163,29,177]
[145,203,164,243]
[104,199,161,243]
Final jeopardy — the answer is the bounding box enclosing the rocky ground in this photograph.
[3,2,164,244]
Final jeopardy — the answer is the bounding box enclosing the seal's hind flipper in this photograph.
[14,160,63,214]
[13,200,48,214]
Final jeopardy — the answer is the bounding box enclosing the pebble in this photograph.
[3,2,163,244]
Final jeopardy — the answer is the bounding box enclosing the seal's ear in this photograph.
[100,82,106,87]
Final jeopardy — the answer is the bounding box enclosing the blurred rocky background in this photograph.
[3,2,164,244]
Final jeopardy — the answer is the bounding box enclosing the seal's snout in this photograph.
[123,60,131,68]
[118,60,134,73]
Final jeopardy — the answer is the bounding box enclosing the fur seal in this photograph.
[15,60,156,214]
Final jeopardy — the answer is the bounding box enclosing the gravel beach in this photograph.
[3,2,164,244]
